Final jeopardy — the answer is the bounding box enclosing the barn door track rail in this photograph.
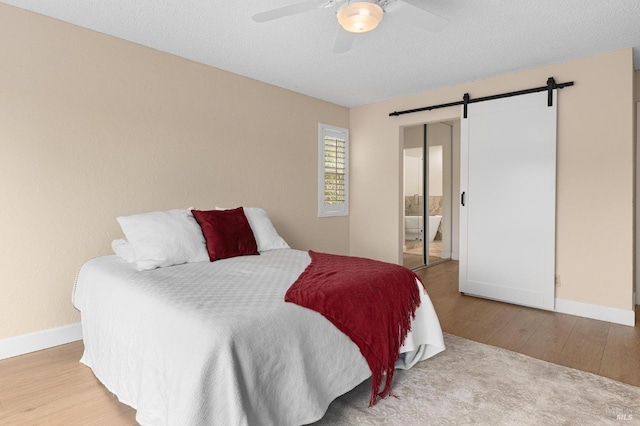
[388,77,574,118]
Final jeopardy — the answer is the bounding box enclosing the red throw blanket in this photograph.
[284,251,422,406]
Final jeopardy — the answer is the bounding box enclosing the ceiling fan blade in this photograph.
[333,28,356,54]
[252,0,329,23]
[397,0,449,32]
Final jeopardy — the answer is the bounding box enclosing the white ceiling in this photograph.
[3,0,640,107]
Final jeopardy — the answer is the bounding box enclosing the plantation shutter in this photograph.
[318,124,349,217]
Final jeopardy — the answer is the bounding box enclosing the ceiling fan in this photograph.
[252,0,448,53]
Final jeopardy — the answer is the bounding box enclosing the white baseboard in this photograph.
[555,298,635,326]
[0,322,83,361]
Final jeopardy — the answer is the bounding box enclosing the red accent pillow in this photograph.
[191,207,259,261]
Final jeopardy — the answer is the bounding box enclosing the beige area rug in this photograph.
[314,333,639,425]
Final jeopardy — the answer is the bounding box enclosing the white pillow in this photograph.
[116,209,209,271]
[216,207,290,252]
[111,239,135,263]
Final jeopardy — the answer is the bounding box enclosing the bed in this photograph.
[72,208,445,425]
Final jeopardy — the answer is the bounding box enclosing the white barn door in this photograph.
[459,91,556,310]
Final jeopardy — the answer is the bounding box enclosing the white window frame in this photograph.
[318,123,349,217]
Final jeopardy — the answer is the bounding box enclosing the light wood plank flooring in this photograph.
[416,261,640,386]
[1,260,638,424]
[0,339,137,425]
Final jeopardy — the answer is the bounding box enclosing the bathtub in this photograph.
[404,215,442,242]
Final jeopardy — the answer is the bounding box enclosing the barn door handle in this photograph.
[461,192,466,206]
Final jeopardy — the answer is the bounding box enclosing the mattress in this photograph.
[72,248,444,425]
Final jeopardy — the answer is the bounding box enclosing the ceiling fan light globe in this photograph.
[337,2,383,33]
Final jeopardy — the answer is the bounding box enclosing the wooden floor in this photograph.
[417,261,640,387]
[0,340,138,425]
[1,260,638,424]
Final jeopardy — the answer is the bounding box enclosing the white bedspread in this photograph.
[73,249,444,426]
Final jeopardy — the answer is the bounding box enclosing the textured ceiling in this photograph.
[3,0,640,107]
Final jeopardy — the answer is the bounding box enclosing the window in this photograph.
[318,123,349,217]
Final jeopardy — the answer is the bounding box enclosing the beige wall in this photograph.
[351,49,635,312]
[635,70,639,304]
[0,4,349,340]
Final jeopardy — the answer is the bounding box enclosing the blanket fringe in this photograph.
[370,275,422,406]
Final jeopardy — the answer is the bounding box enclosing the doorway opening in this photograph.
[402,121,458,269]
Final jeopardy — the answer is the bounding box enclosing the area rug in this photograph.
[314,333,639,425]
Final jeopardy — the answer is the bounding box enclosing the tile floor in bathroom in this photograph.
[403,240,445,269]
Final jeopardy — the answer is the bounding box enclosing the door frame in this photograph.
[633,102,640,305]
[400,119,459,269]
